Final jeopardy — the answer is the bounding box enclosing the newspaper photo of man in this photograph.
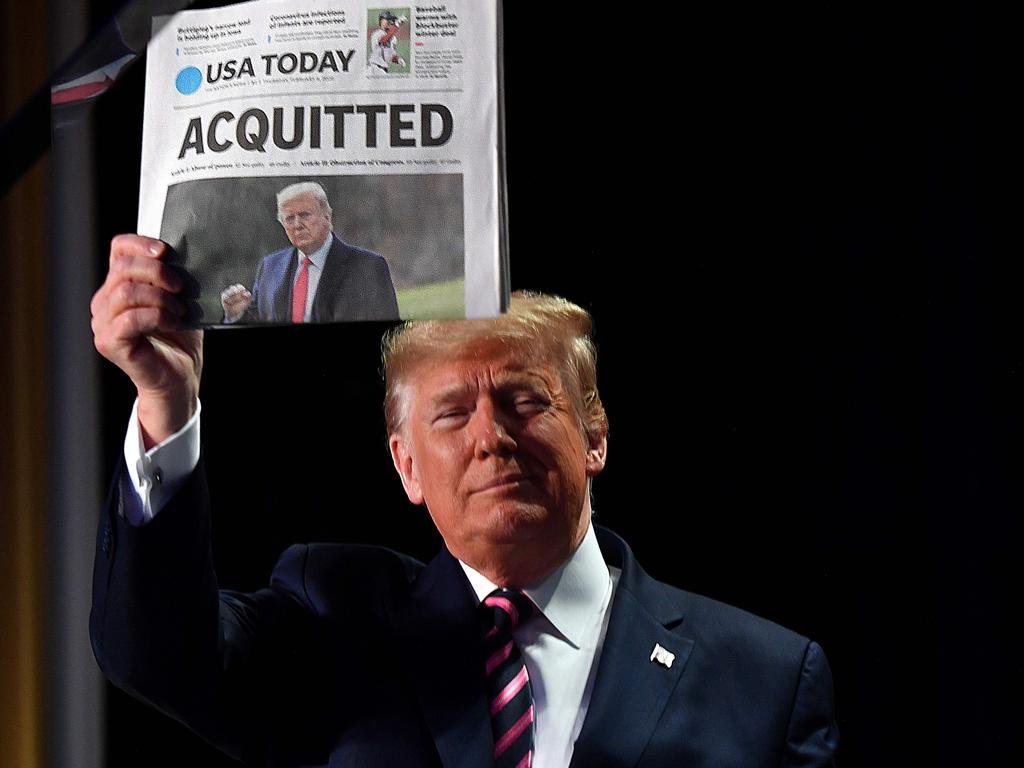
[367,8,410,75]
[220,181,399,324]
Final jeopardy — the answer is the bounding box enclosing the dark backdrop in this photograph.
[89,2,1018,766]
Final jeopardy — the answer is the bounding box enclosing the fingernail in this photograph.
[148,241,164,255]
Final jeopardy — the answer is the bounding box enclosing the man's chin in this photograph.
[482,501,551,541]
[292,236,328,252]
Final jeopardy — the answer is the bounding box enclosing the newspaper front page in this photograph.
[138,0,505,326]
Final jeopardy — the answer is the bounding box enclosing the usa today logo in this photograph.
[175,66,203,95]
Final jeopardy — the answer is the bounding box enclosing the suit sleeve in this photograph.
[245,258,265,322]
[779,641,840,767]
[90,459,317,765]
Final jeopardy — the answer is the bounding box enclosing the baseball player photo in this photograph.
[367,8,411,75]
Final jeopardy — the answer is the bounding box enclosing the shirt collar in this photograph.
[299,233,334,267]
[458,523,611,649]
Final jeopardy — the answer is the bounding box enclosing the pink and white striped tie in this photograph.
[480,588,536,768]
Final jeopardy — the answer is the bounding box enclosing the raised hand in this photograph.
[220,283,254,323]
[91,235,203,447]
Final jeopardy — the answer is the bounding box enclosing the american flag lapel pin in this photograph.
[650,642,675,669]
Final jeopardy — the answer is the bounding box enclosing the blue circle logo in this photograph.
[175,66,203,95]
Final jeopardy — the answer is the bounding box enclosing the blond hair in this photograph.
[382,291,607,441]
[276,181,332,215]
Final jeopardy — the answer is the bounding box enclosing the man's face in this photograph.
[278,193,332,253]
[389,339,607,584]
[380,17,392,30]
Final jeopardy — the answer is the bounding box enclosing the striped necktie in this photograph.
[480,588,536,768]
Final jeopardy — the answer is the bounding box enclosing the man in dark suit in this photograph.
[90,236,839,767]
[220,181,399,323]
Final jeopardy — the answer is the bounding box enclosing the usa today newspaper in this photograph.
[138,0,507,326]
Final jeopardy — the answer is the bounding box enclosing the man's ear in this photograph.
[585,431,608,478]
[389,434,424,505]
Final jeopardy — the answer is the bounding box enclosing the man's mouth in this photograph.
[474,473,531,493]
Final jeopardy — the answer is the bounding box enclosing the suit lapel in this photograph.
[394,547,493,768]
[269,249,297,322]
[311,235,347,322]
[569,529,694,767]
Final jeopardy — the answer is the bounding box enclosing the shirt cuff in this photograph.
[122,397,201,525]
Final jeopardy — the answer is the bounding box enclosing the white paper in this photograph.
[139,0,505,325]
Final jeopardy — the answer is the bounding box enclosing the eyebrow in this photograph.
[427,383,474,408]
[425,371,547,408]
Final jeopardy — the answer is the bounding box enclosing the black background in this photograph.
[89,2,1019,766]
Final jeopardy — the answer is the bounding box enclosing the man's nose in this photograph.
[471,401,516,459]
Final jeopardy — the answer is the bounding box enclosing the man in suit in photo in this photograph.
[90,235,839,767]
[220,181,400,324]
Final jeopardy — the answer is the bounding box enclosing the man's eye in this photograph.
[513,397,546,414]
[433,409,468,424]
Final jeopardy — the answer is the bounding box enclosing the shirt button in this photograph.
[153,468,163,485]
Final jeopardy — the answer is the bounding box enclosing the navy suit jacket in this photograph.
[91,460,838,767]
[248,234,399,323]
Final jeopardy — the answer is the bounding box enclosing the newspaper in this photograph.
[138,0,506,326]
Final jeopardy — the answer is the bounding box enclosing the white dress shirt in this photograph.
[460,526,619,768]
[122,405,620,766]
[123,398,201,524]
[291,234,333,322]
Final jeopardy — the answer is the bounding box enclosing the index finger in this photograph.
[110,234,167,260]
[108,235,183,292]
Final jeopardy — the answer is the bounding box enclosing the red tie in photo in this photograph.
[291,256,312,323]
[480,588,536,768]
